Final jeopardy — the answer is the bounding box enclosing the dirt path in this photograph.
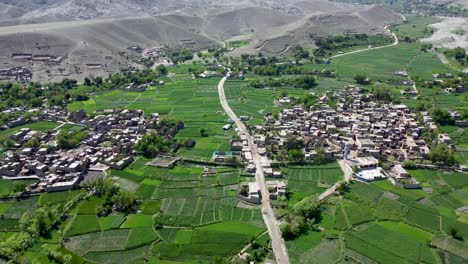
[330,24,399,59]
[317,160,353,202]
[218,76,290,264]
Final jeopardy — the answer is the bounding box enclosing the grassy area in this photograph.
[0,121,60,137]
[391,15,441,40]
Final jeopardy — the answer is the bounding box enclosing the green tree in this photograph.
[288,149,304,162]
[429,144,456,165]
[430,108,454,125]
[293,195,320,220]
[84,77,92,86]
[112,191,137,212]
[354,75,369,84]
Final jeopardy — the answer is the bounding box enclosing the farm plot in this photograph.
[39,189,86,206]
[65,215,101,237]
[286,231,322,263]
[0,121,60,137]
[151,221,263,262]
[126,226,159,248]
[63,229,130,256]
[344,224,438,264]
[345,182,383,203]
[297,239,341,264]
[343,201,375,226]
[0,180,36,197]
[284,163,343,198]
[83,245,151,264]
[2,196,39,219]
[68,77,230,160]
[409,169,468,192]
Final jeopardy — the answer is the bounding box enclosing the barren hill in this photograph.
[0,0,404,82]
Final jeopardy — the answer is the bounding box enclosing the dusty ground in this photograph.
[422,17,468,49]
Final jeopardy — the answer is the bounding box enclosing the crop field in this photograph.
[409,169,468,193]
[344,224,438,264]
[391,15,441,40]
[345,182,384,203]
[372,180,428,201]
[283,163,343,204]
[68,77,231,160]
[0,121,60,137]
[343,201,375,226]
[224,78,350,125]
[296,239,341,264]
[38,189,86,206]
[0,179,36,197]
[151,221,265,262]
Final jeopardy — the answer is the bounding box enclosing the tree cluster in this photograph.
[0,206,59,260]
[430,108,454,126]
[429,144,456,165]
[92,178,137,216]
[250,76,317,89]
[280,195,321,240]
[57,130,88,149]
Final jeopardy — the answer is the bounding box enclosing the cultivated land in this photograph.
[0,4,467,264]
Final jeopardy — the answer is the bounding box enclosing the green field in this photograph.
[68,77,232,160]
[284,163,343,205]
[0,121,60,136]
[391,15,441,40]
[344,224,438,264]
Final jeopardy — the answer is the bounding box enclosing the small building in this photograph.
[438,134,451,145]
[230,140,243,151]
[392,164,408,179]
[266,181,286,200]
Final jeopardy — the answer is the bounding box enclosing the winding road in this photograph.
[218,76,290,264]
[330,25,399,59]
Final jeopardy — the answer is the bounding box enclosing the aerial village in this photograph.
[226,82,466,204]
[0,107,159,193]
[1,81,464,202]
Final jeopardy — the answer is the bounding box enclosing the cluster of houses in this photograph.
[0,66,32,83]
[0,108,159,193]
[426,72,466,94]
[257,85,449,186]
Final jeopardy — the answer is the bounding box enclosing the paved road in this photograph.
[317,160,353,201]
[218,76,290,264]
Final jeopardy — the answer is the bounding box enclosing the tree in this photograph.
[288,149,304,162]
[57,131,88,149]
[134,132,174,158]
[95,77,104,86]
[156,65,168,75]
[373,86,392,102]
[315,147,325,164]
[430,108,454,126]
[112,191,137,212]
[84,77,92,86]
[239,185,249,197]
[450,227,461,240]
[200,129,208,137]
[25,137,40,148]
[294,75,317,89]
[293,195,320,220]
[354,75,369,85]
[429,144,456,165]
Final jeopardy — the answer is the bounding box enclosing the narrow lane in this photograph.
[218,77,290,264]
